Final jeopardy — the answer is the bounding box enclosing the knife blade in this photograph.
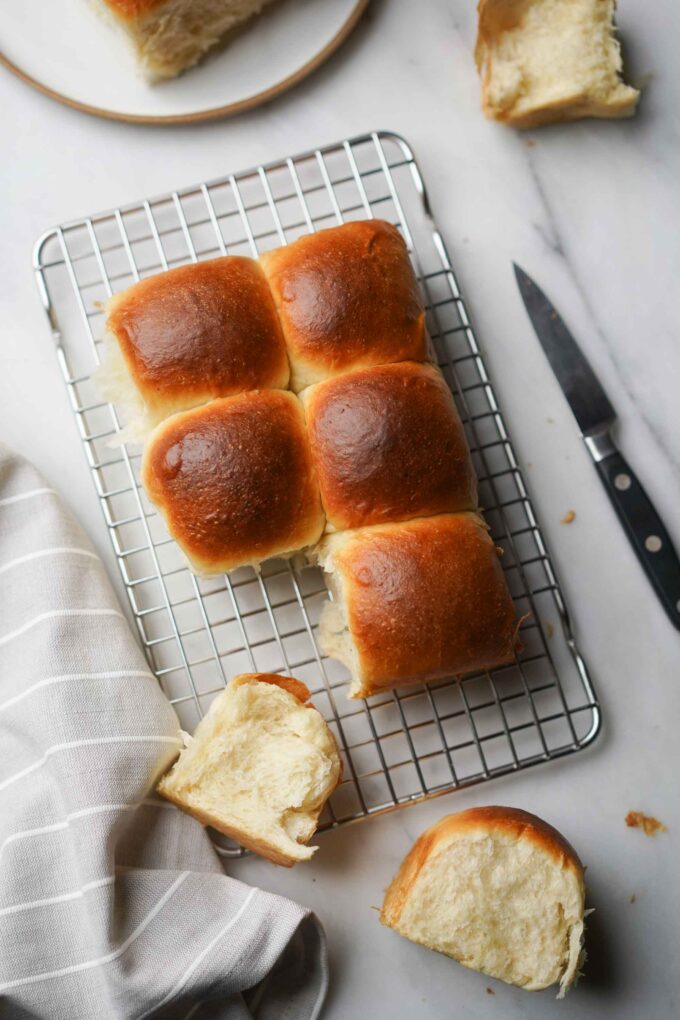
[514,263,680,631]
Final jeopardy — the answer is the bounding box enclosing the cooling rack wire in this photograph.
[33,130,600,854]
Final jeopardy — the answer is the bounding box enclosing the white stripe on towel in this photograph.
[0,872,189,992]
[138,888,259,1020]
[0,876,115,918]
[0,488,56,508]
[0,547,99,577]
[0,800,174,861]
[0,735,182,793]
[0,670,155,715]
[0,609,124,648]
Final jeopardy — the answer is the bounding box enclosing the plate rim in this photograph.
[0,0,369,125]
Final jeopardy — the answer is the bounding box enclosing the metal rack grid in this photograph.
[33,130,600,852]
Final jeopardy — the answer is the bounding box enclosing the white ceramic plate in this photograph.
[0,0,368,124]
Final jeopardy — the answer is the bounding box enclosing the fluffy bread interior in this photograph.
[100,0,280,81]
[157,673,341,865]
[92,330,156,445]
[381,810,585,995]
[476,0,640,126]
[315,545,363,698]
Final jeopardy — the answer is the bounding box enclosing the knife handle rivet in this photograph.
[645,535,663,553]
[614,473,632,491]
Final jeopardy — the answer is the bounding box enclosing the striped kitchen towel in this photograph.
[0,448,328,1020]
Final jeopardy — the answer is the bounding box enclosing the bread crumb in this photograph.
[486,987,496,995]
[526,138,536,148]
[561,510,576,525]
[625,811,667,836]
[545,623,554,639]
[629,893,636,903]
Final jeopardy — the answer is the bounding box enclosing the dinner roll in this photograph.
[475,0,639,127]
[97,0,279,82]
[381,807,586,996]
[302,362,477,530]
[157,673,341,866]
[141,391,324,574]
[98,257,289,438]
[316,514,520,698]
[260,220,428,392]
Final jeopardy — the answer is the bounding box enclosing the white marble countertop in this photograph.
[2,1,679,1017]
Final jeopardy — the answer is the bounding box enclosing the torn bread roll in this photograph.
[260,220,428,392]
[141,391,324,575]
[97,0,280,82]
[381,807,586,996]
[316,514,520,699]
[475,0,640,128]
[301,362,477,531]
[157,673,341,866]
[96,256,289,439]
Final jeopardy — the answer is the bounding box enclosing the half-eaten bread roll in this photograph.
[157,673,341,866]
[97,0,280,82]
[381,807,586,996]
[475,0,640,127]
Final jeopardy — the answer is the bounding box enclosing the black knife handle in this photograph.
[595,449,680,631]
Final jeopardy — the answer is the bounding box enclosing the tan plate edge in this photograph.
[0,0,370,125]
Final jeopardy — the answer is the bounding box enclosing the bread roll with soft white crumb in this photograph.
[97,0,280,82]
[381,807,586,996]
[475,0,640,128]
[157,673,341,866]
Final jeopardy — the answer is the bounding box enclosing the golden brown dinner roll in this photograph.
[141,391,324,574]
[316,514,520,698]
[157,673,341,866]
[260,220,428,392]
[381,807,586,995]
[302,362,477,530]
[99,257,289,436]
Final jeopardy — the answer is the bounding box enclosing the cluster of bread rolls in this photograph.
[100,219,520,697]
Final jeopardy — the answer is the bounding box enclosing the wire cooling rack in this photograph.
[33,131,600,851]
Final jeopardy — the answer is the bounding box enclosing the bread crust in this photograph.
[318,514,521,697]
[260,220,427,391]
[141,391,325,574]
[105,257,289,420]
[302,363,477,530]
[101,0,166,19]
[382,806,584,929]
[230,672,311,703]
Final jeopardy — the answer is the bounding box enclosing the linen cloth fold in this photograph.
[0,449,327,1020]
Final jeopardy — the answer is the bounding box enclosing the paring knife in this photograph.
[514,263,680,631]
